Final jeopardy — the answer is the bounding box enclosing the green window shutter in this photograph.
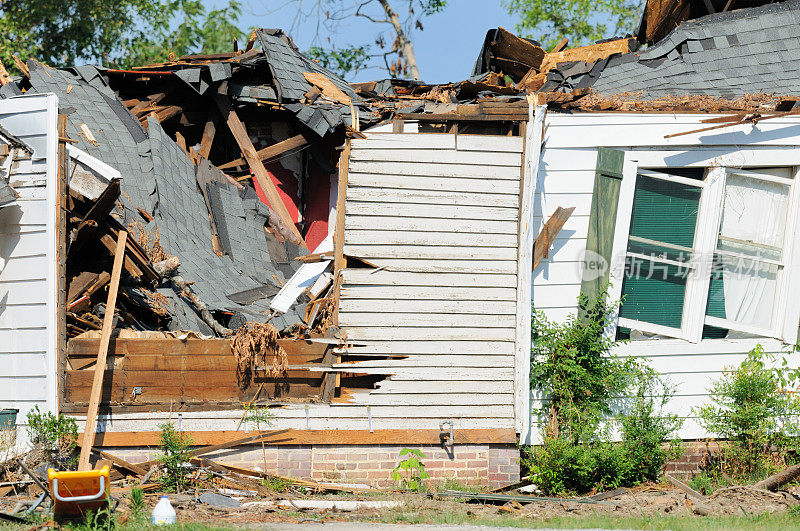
[580,147,624,310]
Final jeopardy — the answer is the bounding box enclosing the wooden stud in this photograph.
[197,111,218,160]
[78,231,127,471]
[57,114,69,411]
[217,133,307,170]
[214,94,304,245]
[245,30,257,52]
[332,141,350,327]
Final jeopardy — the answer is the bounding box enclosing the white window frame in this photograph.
[608,149,800,344]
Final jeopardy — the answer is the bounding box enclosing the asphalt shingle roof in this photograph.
[592,0,800,97]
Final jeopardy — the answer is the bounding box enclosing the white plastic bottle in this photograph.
[152,495,176,525]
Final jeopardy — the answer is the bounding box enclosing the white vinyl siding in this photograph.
[335,132,523,429]
[0,94,59,442]
[532,112,800,440]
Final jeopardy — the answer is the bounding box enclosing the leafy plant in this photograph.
[503,0,644,51]
[157,421,193,492]
[128,486,145,517]
[261,476,291,492]
[523,287,682,495]
[26,405,78,463]
[392,448,430,491]
[694,344,800,482]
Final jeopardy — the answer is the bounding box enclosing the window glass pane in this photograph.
[719,171,790,258]
[628,174,701,250]
[705,254,779,329]
[620,259,688,328]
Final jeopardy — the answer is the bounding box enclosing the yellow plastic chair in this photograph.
[48,466,110,517]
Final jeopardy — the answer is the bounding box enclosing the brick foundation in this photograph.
[107,443,520,489]
[663,440,723,478]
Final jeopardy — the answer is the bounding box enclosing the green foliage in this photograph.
[128,486,145,517]
[0,0,244,72]
[523,287,682,495]
[261,475,291,492]
[300,0,447,78]
[26,405,78,458]
[688,472,721,496]
[243,403,274,430]
[157,421,193,492]
[694,344,800,481]
[307,45,371,78]
[71,505,114,531]
[503,0,644,50]
[118,0,245,69]
[392,448,430,492]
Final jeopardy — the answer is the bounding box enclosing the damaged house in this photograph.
[2,0,800,488]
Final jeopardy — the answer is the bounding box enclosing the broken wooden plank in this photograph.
[550,37,569,53]
[78,230,127,471]
[197,111,218,159]
[539,38,634,74]
[217,133,308,170]
[214,93,304,245]
[303,72,351,105]
[533,206,575,270]
[666,474,712,515]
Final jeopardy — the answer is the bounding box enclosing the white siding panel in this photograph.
[345,215,518,235]
[338,312,515,328]
[341,270,517,288]
[0,254,48,282]
[349,147,523,167]
[347,187,519,208]
[345,201,519,221]
[0,303,48,329]
[338,298,516,315]
[349,160,520,180]
[356,258,518,274]
[340,132,522,427]
[348,173,521,195]
[344,230,517,248]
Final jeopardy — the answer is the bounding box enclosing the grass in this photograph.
[373,512,800,530]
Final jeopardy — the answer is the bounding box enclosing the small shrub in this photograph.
[392,448,430,492]
[26,405,78,464]
[694,344,800,482]
[523,287,683,495]
[157,422,193,492]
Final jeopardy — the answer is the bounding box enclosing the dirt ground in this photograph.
[1,481,798,528]
[123,483,800,524]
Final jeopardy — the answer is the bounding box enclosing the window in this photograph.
[610,160,800,343]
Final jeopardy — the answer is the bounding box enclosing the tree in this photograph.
[284,0,446,79]
[503,0,644,51]
[0,0,244,72]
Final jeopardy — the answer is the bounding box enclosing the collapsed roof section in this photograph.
[0,52,336,334]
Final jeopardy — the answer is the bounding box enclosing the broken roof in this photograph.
[2,61,307,333]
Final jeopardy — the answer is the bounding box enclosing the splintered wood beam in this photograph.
[12,55,29,78]
[197,111,218,159]
[245,30,257,52]
[533,206,575,270]
[217,133,307,170]
[78,230,127,471]
[550,37,568,53]
[215,94,304,245]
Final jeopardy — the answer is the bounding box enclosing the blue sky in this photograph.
[217,1,520,84]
